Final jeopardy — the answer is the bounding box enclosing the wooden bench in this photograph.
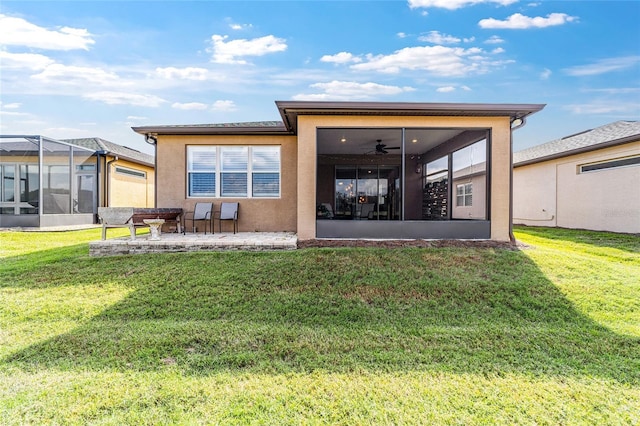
[132,208,183,234]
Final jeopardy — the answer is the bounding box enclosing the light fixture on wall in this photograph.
[415,165,422,174]
[340,137,346,143]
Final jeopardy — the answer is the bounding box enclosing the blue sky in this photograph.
[1,0,639,155]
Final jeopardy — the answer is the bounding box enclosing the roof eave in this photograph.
[514,134,640,167]
[275,101,546,133]
[132,125,291,136]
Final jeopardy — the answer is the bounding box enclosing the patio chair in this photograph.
[183,202,213,234]
[216,202,239,234]
[359,203,375,220]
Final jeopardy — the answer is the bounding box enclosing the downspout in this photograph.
[145,133,158,208]
[509,117,527,243]
[106,155,119,207]
[95,150,106,221]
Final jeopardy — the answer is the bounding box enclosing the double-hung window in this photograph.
[221,147,248,197]
[456,183,472,207]
[187,146,280,198]
[251,146,280,197]
[188,147,216,197]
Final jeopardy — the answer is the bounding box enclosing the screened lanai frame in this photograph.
[315,126,491,239]
[0,135,98,228]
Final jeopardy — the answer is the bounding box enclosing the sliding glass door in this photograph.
[333,165,400,221]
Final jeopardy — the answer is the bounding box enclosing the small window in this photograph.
[456,183,472,206]
[115,166,146,179]
[579,155,640,173]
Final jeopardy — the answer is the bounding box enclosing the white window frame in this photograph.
[186,145,281,198]
[456,182,472,207]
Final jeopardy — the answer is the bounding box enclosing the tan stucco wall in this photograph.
[155,134,297,232]
[296,115,513,241]
[107,157,155,208]
[513,141,640,233]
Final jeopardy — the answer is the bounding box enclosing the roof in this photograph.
[63,137,155,167]
[514,120,640,167]
[132,101,545,136]
[132,120,288,136]
[276,101,545,134]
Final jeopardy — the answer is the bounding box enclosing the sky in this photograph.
[1,0,639,155]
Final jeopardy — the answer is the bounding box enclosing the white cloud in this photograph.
[320,52,362,64]
[540,68,552,80]
[126,116,148,121]
[0,110,30,117]
[565,101,640,115]
[563,56,640,76]
[230,23,252,31]
[1,102,22,109]
[436,85,472,92]
[397,32,408,39]
[479,13,577,29]
[42,126,90,138]
[83,91,166,107]
[436,86,456,93]
[210,34,287,64]
[0,14,95,50]
[584,87,640,95]
[31,64,120,85]
[0,51,55,70]
[351,45,505,76]
[492,47,505,54]
[408,0,517,10]
[172,102,208,110]
[419,31,461,45]
[156,67,209,80]
[484,35,504,44]
[212,100,237,111]
[293,80,415,101]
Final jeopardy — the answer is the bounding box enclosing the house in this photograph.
[513,121,640,234]
[133,101,544,241]
[63,137,155,209]
[0,135,154,228]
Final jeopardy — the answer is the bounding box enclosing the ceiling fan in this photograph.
[369,139,400,155]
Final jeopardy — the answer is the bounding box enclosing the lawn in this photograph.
[0,226,638,425]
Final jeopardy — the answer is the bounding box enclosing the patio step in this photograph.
[89,232,297,256]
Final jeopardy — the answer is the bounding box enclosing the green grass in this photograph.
[0,226,638,424]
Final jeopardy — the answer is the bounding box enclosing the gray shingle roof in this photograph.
[63,137,154,167]
[514,120,640,166]
[150,121,285,129]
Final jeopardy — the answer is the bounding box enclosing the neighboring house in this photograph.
[0,135,154,228]
[133,100,544,241]
[513,121,640,234]
[63,137,155,209]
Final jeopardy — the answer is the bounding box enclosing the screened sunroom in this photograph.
[0,135,98,228]
[316,127,489,239]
